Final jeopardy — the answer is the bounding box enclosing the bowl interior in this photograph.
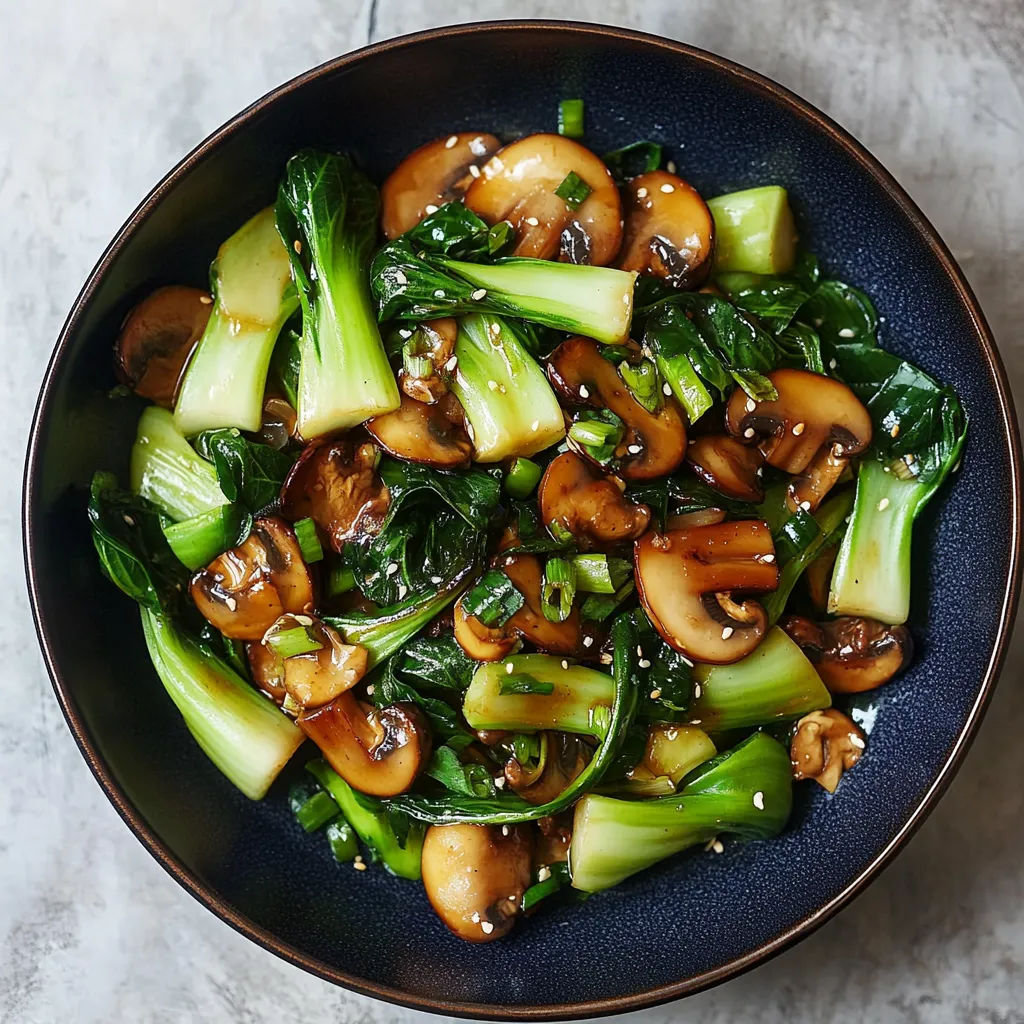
[25,24,1019,1018]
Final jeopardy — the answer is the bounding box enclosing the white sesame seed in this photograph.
[501,825,510,836]
[525,216,540,226]
[394,270,408,285]
[469,164,481,178]
[490,321,501,337]
[792,422,806,436]
[445,355,458,371]
[366,684,375,696]
[829,358,838,370]
[397,584,408,599]
[743,427,755,439]
[762,553,775,563]
[905,453,916,465]
[385,562,399,576]
[721,626,734,640]
[627,444,642,455]
[471,911,482,924]
[649,688,661,698]
[579,384,590,399]
[487,379,499,391]
[466,423,475,442]
[800,500,811,511]
[398,328,413,339]
[712,839,724,854]
[600,652,613,665]
[660,183,675,193]
[636,187,649,198]
[199,294,213,304]
[753,791,765,810]
[639,659,651,669]
[353,860,367,871]
[224,596,237,612]
[424,204,439,215]
[690,718,701,725]
[531,420,540,431]
[123,514,135,526]
[681,655,694,667]
[537,865,552,882]
[445,135,459,149]
[890,423,900,438]
[472,288,488,300]
[694,683,702,698]
[470,136,488,156]
[877,497,890,511]
[636,645,644,658]
[745,398,756,413]
[481,921,495,934]
[850,734,866,749]
[583,636,594,648]
[430,575,443,584]
[839,644,854,655]
[293,239,302,254]
[838,327,856,338]
[561,660,569,670]
[433,289,445,298]
[663,382,673,396]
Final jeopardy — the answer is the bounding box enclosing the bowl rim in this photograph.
[22,18,1023,1020]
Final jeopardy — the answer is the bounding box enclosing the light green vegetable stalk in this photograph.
[707,185,796,275]
[174,207,298,435]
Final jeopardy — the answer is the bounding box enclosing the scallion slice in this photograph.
[558,98,585,139]
[542,556,577,623]
[294,517,324,564]
[554,171,593,210]
[505,457,543,499]
[266,624,323,659]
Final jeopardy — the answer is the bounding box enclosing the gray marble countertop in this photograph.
[3,1,1023,1021]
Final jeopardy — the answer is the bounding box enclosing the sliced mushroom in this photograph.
[804,544,839,613]
[780,615,912,693]
[726,368,872,512]
[298,694,430,797]
[279,439,389,552]
[634,521,779,664]
[399,318,458,404]
[191,517,314,640]
[246,640,286,704]
[255,395,297,450]
[464,133,623,265]
[381,133,502,239]
[263,614,368,710]
[790,708,866,793]
[538,451,651,551]
[366,392,472,469]
[665,508,727,530]
[504,732,588,805]
[548,337,687,480]
[421,824,532,942]
[686,435,765,503]
[534,814,573,867]
[114,285,211,407]
[453,595,518,662]
[501,553,581,655]
[617,171,714,288]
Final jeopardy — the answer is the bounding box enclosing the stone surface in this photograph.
[2,1,1023,1021]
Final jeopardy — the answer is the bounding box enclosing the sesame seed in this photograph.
[690,718,701,725]
[504,662,515,676]
[353,861,367,871]
[762,553,775,563]
[649,688,661,698]
[829,358,838,370]
[293,239,302,254]
[366,684,375,696]
[636,187,649,198]
[445,135,458,148]
[199,294,213,305]
[397,584,408,599]
[953,459,962,473]
[681,655,694,667]
[224,596,237,611]
[579,384,590,399]
[466,423,475,442]
[905,453,916,465]
[694,683,702,698]
[385,562,399,576]
[792,422,806,436]
[583,636,594,647]
[890,423,900,438]
[832,443,845,458]
[743,427,755,439]
[398,328,413,339]
[531,420,540,431]
[712,839,724,854]
[850,734,866,749]
[537,865,552,882]
[639,659,651,669]
[481,921,495,934]
[494,776,506,789]
[490,321,501,337]
[469,164,481,178]
[470,136,488,156]
[637,645,644,658]
[487,379,499,391]
[627,444,642,454]
[394,270,408,285]
[839,644,854,655]
[663,382,673,396]
[745,398,756,413]
[525,216,540,226]
[800,500,811,511]
[425,204,439,215]
[877,497,890,511]
[753,791,765,810]
[501,825,510,836]
[471,912,481,923]
[660,183,675,193]
[430,575,443,584]
[123,514,135,526]
[599,653,613,665]
[472,288,488,300]
[722,626,734,640]
[561,660,569,670]
[838,327,856,338]
[445,355,458,371]
[434,289,445,298]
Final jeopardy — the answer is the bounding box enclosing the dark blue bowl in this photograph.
[23,21,1022,1019]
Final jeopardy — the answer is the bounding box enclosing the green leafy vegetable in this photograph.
[162,504,252,571]
[426,746,497,797]
[617,358,661,413]
[194,428,294,513]
[602,141,662,185]
[462,569,525,627]
[499,675,556,696]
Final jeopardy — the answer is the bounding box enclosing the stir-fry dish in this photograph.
[89,102,967,942]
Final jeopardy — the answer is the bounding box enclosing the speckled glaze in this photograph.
[22,21,1021,1021]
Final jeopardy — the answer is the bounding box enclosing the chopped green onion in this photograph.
[581,579,635,622]
[500,675,556,696]
[618,359,661,414]
[266,624,323,659]
[293,517,324,564]
[558,98,585,139]
[542,557,577,623]
[548,520,574,545]
[773,509,820,567]
[292,789,338,832]
[505,457,543,499]
[325,818,359,862]
[327,564,357,597]
[572,554,632,594]
[487,220,514,255]
[602,141,663,184]
[569,419,621,448]
[554,171,593,210]
[462,569,525,627]
[522,862,571,911]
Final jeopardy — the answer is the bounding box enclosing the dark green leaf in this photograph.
[404,202,492,259]
[602,141,662,184]
[716,272,810,334]
[269,324,301,408]
[522,862,571,912]
[773,508,821,566]
[618,358,661,413]
[193,429,294,513]
[462,569,525,627]
[800,279,878,347]
[393,634,476,693]
[426,746,497,797]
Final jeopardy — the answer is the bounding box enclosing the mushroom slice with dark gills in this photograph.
[421,823,533,942]
[635,520,779,664]
[538,451,651,551]
[464,133,623,265]
[548,336,687,480]
[398,318,457,405]
[191,517,314,640]
[780,615,913,693]
[279,438,389,552]
[790,708,866,793]
[366,391,472,469]
[726,368,872,512]
[298,694,430,797]
[115,285,211,407]
[380,132,502,238]
[686,434,766,503]
[617,171,715,289]
[504,732,589,805]
[453,593,518,662]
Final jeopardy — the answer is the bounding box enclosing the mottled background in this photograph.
[3,1,1023,1022]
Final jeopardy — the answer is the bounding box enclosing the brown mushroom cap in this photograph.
[686,435,766,503]
[790,708,866,792]
[548,337,687,480]
[115,285,211,407]
[263,615,368,710]
[381,133,502,239]
[617,171,714,288]
[725,368,872,512]
[504,732,588,805]
[298,694,430,797]
[255,395,298,450]
[501,553,581,655]
[246,640,286,705]
[191,517,314,640]
[635,521,779,664]
[421,823,532,942]
[453,595,518,662]
[804,544,839,613]
[399,318,458,404]
[464,133,623,265]
[366,392,472,469]
[279,439,390,552]
[665,508,727,530]
[538,451,651,551]
[780,615,912,693]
